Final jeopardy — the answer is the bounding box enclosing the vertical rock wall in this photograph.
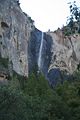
[0,0,33,76]
[0,0,80,85]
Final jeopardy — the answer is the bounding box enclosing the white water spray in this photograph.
[38,32,44,70]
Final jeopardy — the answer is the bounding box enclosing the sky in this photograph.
[20,0,80,32]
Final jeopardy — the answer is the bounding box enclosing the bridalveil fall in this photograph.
[38,32,44,70]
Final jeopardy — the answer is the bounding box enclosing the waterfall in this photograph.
[38,32,44,70]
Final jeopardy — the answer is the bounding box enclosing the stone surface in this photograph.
[46,29,80,85]
[0,0,80,86]
[0,0,34,76]
[47,29,79,73]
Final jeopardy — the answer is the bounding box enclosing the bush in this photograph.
[1,71,80,120]
[0,57,9,68]
[0,85,27,120]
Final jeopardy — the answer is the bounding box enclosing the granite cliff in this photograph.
[47,29,80,85]
[0,0,34,77]
[0,0,80,85]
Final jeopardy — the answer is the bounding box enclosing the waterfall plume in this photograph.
[38,32,44,70]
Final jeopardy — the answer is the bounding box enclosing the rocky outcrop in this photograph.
[0,0,80,86]
[46,29,80,85]
[0,0,34,76]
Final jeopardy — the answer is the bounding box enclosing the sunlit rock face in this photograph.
[0,0,33,76]
[47,29,80,85]
[29,28,80,85]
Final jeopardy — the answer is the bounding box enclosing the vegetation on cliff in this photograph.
[62,1,80,36]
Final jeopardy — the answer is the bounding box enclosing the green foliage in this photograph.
[0,57,9,68]
[24,73,51,96]
[28,17,34,24]
[12,71,27,89]
[63,1,80,36]
[1,71,80,120]
[55,71,80,120]
[68,1,80,22]
[17,0,20,6]
[23,73,70,120]
[62,26,72,36]
[67,1,80,34]
[0,85,27,120]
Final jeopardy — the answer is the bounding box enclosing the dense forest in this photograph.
[0,70,80,120]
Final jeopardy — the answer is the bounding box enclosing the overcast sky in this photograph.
[20,0,80,32]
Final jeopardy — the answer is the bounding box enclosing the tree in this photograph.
[0,85,27,120]
[67,1,80,33]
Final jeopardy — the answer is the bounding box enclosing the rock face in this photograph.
[28,28,42,72]
[29,28,80,85]
[0,0,80,86]
[0,0,34,76]
[47,29,80,85]
[28,30,53,76]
